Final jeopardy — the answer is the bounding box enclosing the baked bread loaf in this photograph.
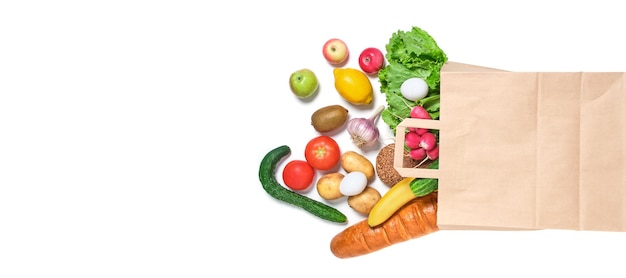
[330,192,438,258]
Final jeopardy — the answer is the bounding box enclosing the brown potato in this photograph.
[341,151,375,180]
[316,172,345,200]
[347,186,381,215]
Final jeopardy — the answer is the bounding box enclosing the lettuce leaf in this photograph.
[377,26,447,133]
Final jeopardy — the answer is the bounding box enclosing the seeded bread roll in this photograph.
[375,143,419,186]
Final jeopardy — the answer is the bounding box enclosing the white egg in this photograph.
[400,77,429,101]
[339,171,368,196]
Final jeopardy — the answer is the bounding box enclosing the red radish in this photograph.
[419,132,437,151]
[426,145,439,160]
[409,127,429,135]
[410,106,432,136]
[409,148,426,160]
[404,131,421,149]
[415,128,429,135]
[410,105,431,119]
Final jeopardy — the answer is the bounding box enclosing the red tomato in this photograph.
[282,160,315,191]
[304,135,341,170]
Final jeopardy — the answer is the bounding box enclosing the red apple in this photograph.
[358,47,385,74]
[322,38,349,65]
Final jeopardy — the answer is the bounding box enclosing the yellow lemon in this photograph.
[333,68,373,105]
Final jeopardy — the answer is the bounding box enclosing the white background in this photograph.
[2,1,626,277]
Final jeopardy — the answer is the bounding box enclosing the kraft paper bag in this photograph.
[394,62,626,232]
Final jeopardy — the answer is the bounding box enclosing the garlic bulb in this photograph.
[346,105,385,148]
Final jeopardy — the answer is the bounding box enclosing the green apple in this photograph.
[289,69,319,98]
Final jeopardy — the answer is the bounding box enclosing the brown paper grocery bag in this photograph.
[394,62,626,232]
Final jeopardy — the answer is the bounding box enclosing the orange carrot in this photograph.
[330,192,438,259]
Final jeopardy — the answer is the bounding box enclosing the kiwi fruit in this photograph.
[311,105,349,132]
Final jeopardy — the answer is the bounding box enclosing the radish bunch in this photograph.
[404,106,439,162]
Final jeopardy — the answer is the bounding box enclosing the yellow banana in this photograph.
[367,177,416,227]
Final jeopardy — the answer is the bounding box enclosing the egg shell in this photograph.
[339,171,368,196]
[400,77,429,101]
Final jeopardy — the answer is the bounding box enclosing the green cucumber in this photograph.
[409,159,439,197]
[259,145,347,223]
